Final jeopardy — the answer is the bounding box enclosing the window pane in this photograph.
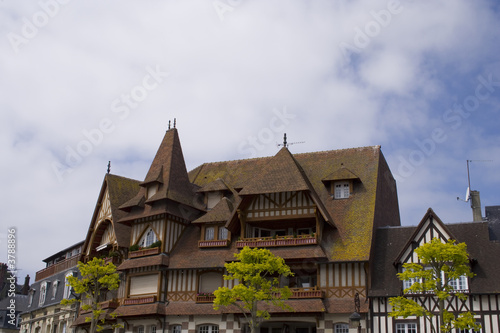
[205,227,215,240]
[219,227,228,240]
[172,325,181,333]
[334,324,349,333]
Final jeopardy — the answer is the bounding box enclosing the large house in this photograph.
[19,127,500,333]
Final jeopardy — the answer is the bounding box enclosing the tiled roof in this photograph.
[322,166,359,182]
[323,296,369,314]
[114,303,167,317]
[369,214,500,297]
[197,178,229,192]
[193,197,234,224]
[189,145,400,262]
[119,128,205,216]
[117,254,169,271]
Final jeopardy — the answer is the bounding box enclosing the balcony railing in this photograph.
[128,247,160,258]
[195,294,216,303]
[289,287,324,299]
[198,239,230,248]
[236,235,317,248]
[35,255,80,281]
[122,295,157,305]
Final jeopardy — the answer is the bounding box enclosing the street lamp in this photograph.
[349,293,361,333]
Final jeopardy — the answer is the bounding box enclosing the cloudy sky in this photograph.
[1,0,499,281]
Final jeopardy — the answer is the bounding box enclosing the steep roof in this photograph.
[189,145,399,262]
[369,210,500,297]
[119,128,204,220]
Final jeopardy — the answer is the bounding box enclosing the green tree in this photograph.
[389,238,481,333]
[61,257,121,333]
[213,247,294,333]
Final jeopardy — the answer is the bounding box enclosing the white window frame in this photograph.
[218,227,228,240]
[198,325,218,333]
[139,228,158,248]
[205,227,215,241]
[449,274,469,292]
[334,181,350,199]
[63,272,73,299]
[39,282,48,306]
[171,325,182,333]
[51,280,59,299]
[334,323,349,333]
[395,323,417,333]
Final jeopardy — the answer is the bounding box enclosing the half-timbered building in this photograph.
[63,126,400,333]
[369,206,500,333]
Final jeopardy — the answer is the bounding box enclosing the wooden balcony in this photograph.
[198,239,230,248]
[236,235,317,248]
[128,247,160,258]
[289,287,324,299]
[122,295,156,305]
[195,294,216,303]
[35,255,80,281]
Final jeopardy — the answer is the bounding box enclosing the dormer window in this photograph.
[139,228,158,248]
[147,184,158,199]
[334,181,350,199]
[206,191,222,210]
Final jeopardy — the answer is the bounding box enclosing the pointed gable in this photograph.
[193,197,235,224]
[322,166,360,183]
[239,147,310,195]
[394,208,455,265]
[82,174,140,257]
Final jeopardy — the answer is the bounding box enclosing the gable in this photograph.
[395,208,454,265]
[246,191,316,220]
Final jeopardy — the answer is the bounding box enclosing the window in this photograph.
[150,326,156,333]
[63,273,73,299]
[61,323,66,333]
[253,228,286,238]
[138,326,145,333]
[334,181,350,199]
[139,228,157,248]
[334,323,349,333]
[129,274,159,296]
[39,282,48,306]
[171,325,182,333]
[205,227,215,241]
[218,227,228,240]
[198,325,218,333]
[395,323,417,333]
[52,280,59,299]
[449,275,468,291]
[199,272,222,294]
[458,323,482,333]
[28,289,35,307]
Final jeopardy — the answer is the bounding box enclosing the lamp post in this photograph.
[349,293,361,333]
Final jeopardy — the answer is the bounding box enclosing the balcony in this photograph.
[195,294,216,303]
[35,255,80,281]
[128,247,160,258]
[122,295,156,305]
[289,287,324,299]
[236,235,317,248]
[198,239,230,248]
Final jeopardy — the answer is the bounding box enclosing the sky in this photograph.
[1,0,499,282]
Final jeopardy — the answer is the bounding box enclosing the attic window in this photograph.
[206,191,222,210]
[334,181,350,199]
[147,184,158,199]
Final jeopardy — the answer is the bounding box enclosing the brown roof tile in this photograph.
[114,303,167,317]
[193,197,234,224]
[117,254,169,271]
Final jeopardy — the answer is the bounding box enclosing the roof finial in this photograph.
[173,118,176,128]
[107,161,111,174]
[277,133,305,149]
[168,120,171,130]
[283,133,287,148]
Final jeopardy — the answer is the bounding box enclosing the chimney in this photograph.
[22,275,30,295]
[470,190,483,222]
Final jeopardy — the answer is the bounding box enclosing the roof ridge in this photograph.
[189,145,382,170]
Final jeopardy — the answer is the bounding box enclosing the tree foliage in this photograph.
[389,238,480,333]
[213,247,294,333]
[61,257,121,333]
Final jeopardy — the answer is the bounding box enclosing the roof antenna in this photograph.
[107,161,111,174]
[277,133,305,148]
[457,159,493,202]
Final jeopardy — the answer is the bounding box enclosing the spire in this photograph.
[140,128,195,207]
